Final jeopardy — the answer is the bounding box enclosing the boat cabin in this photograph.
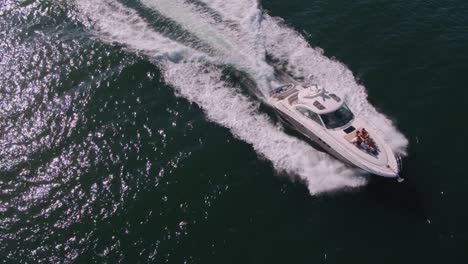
[274,84,355,129]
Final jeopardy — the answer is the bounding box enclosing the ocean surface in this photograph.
[1,0,467,263]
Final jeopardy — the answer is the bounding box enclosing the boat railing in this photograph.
[271,84,297,99]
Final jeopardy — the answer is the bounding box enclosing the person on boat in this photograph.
[363,129,379,153]
[352,131,361,146]
[361,128,369,141]
[356,136,363,147]
[353,132,367,151]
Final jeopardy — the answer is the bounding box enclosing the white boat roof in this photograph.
[272,84,343,114]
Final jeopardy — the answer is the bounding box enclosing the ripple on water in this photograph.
[0,1,179,262]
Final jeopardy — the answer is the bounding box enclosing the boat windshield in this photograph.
[320,104,354,129]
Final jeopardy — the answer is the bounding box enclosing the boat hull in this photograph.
[276,109,400,177]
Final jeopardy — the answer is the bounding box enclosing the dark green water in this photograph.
[1,0,467,263]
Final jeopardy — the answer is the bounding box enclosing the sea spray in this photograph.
[73,0,412,194]
[162,61,365,193]
[199,0,408,153]
[140,0,275,94]
[260,16,408,153]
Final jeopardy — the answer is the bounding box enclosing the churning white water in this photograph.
[74,0,408,194]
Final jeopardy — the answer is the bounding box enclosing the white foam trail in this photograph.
[162,62,365,194]
[198,0,408,154]
[199,0,262,27]
[75,0,207,62]
[74,0,369,194]
[141,0,235,53]
[140,0,274,93]
[260,16,408,153]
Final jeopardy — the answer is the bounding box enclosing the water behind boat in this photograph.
[0,0,467,262]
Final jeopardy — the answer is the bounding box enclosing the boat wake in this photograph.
[73,0,408,194]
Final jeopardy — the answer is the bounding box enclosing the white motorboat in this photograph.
[269,83,402,177]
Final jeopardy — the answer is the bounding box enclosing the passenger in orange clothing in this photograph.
[353,130,362,147]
